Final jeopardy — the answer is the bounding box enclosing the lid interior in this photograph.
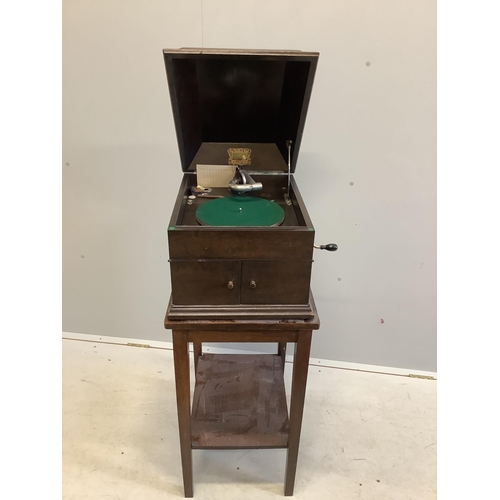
[164,50,318,172]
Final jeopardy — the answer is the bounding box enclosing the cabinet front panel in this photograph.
[168,229,314,260]
[240,260,312,305]
[171,260,241,305]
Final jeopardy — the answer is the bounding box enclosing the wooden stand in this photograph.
[164,294,320,497]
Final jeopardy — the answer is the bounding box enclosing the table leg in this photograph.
[193,341,202,371]
[284,330,312,496]
[278,342,287,372]
[172,330,194,498]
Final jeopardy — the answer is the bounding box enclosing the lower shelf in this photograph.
[191,353,289,449]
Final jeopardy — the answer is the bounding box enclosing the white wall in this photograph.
[63,0,436,371]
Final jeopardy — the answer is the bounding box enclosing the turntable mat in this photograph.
[196,196,285,227]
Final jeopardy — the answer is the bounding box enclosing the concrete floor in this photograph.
[62,337,436,499]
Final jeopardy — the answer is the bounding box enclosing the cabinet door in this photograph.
[170,260,240,305]
[240,260,312,305]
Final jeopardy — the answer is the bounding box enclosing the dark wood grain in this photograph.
[193,341,202,371]
[168,174,310,228]
[191,354,289,449]
[168,316,317,495]
[166,170,316,321]
[165,291,320,330]
[240,260,312,305]
[166,301,315,321]
[168,225,315,260]
[172,331,194,497]
[163,49,318,173]
[188,142,288,172]
[284,329,312,496]
[188,330,298,343]
[170,260,240,306]
[278,343,287,372]
[163,48,321,495]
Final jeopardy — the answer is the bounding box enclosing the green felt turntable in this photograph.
[196,196,285,227]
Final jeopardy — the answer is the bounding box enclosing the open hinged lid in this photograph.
[163,48,319,173]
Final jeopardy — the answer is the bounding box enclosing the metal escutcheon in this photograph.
[249,280,257,289]
[227,281,234,290]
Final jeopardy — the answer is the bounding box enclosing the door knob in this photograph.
[227,280,234,289]
[249,280,257,289]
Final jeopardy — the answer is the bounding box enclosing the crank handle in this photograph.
[314,243,338,251]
